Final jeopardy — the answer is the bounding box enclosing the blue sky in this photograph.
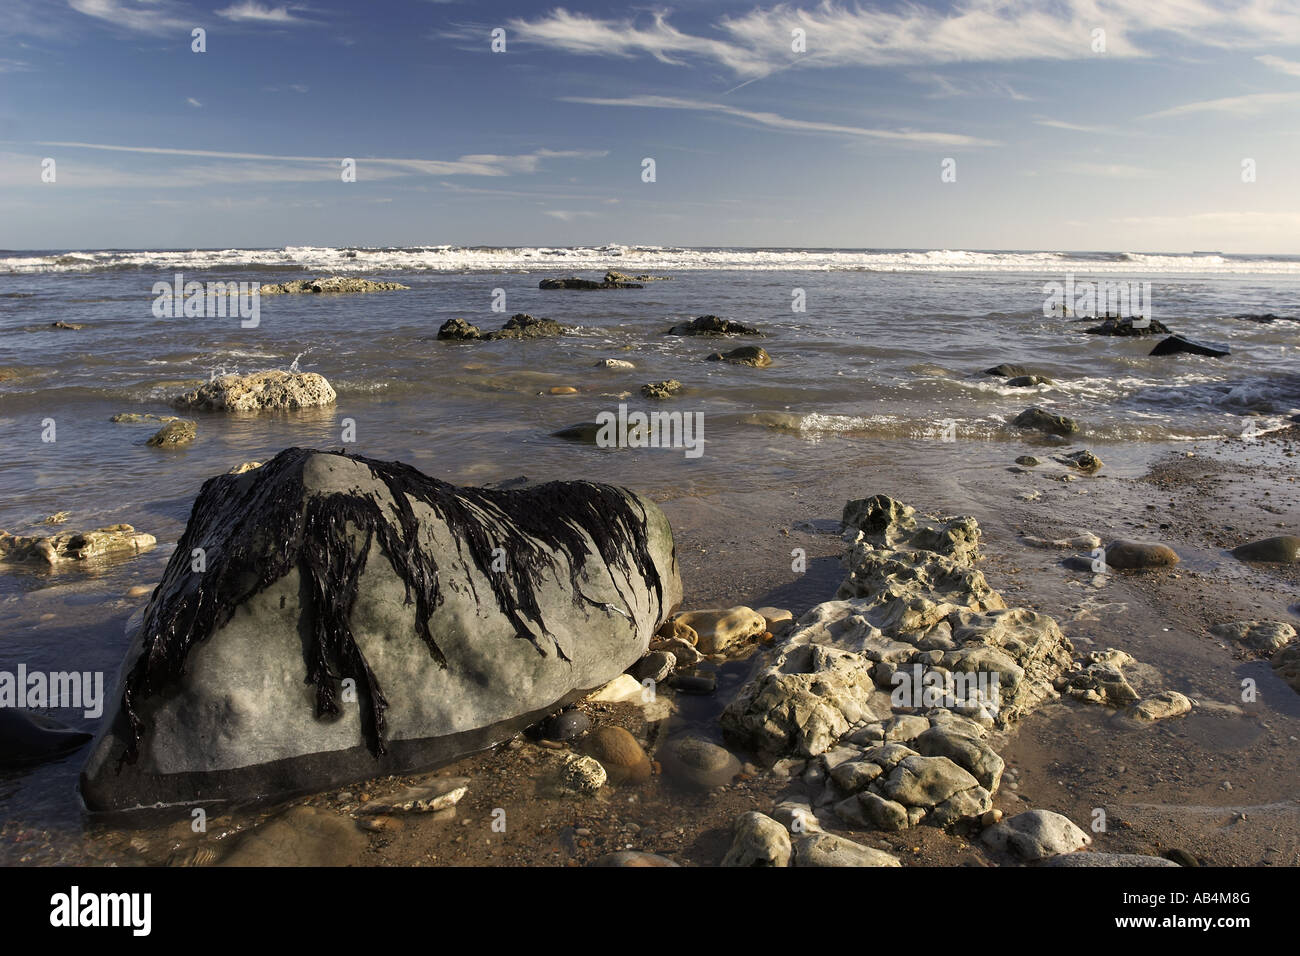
[1,0,1299,252]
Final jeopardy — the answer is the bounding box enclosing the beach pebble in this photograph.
[542,709,590,741]
[660,736,741,790]
[581,726,651,783]
[559,755,606,794]
[1231,535,1300,564]
[1104,539,1180,569]
[629,650,675,684]
[594,359,635,369]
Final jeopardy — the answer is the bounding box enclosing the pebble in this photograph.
[543,709,591,741]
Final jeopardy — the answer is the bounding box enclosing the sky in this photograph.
[1,0,1299,252]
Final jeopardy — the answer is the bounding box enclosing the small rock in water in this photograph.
[146,419,197,447]
[360,778,470,814]
[668,673,716,694]
[665,315,761,336]
[985,363,1033,377]
[548,386,578,395]
[1012,406,1079,436]
[1210,620,1295,654]
[629,650,675,684]
[660,735,741,790]
[1015,456,1041,466]
[1104,539,1180,570]
[218,806,368,866]
[595,358,635,369]
[1129,691,1193,722]
[1055,449,1103,474]
[640,380,683,400]
[673,606,766,653]
[581,726,651,783]
[1006,374,1052,387]
[705,346,772,368]
[1149,334,1230,357]
[126,584,153,598]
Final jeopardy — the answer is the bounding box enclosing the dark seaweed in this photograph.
[119,448,666,765]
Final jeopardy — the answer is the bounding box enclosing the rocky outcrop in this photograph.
[666,315,762,336]
[641,380,684,400]
[1,525,155,567]
[605,270,667,283]
[257,277,408,295]
[539,276,643,290]
[436,313,568,341]
[1149,335,1229,357]
[173,370,336,412]
[147,419,196,447]
[1081,317,1170,336]
[1012,407,1079,436]
[720,495,1074,831]
[80,448,681,813]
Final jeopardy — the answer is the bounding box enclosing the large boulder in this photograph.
[80,448,681,813]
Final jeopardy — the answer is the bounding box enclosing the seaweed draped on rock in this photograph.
[80,448,681,813]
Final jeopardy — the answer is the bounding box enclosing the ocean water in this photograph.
[1,246,1298,856]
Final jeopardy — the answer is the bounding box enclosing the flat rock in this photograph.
[593,851,679,866]
[1129,690,1193,721]
[173,370,336,411]
[705,346,771,368]
[1210,620,1296,653]
[258,276,408,295]
[1082,317,1170,336]
[1149,335,1229,357]
[666,315,761,336]
[674,606,766,654]
[1039,852,1179,867]
[793,832,900,867]
[1,524,155,567]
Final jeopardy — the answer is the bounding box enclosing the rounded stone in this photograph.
[580,726,651,783]
[660,736,741,790]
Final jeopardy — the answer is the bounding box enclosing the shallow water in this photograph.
[1,248,1298,862]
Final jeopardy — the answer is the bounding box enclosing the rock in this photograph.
[126,584,153,598]
[605,270,668,283]
[705,346,772,368]
[1129,691,1193,721]
[986,364,1033,377]
[1013,407,1079,436]
[52,320,85,330]
[673,607,766,654]
[146,419,197,448]
[721,812,791,867]
[111,413,181,424]
[882,715,931,742]
[981,808,1003,826]
[1056,449,1102,474]
[539,276,642,290]
[588,674,644,704]
[1272,643,1300,693]
[1149,335,1229,357]
[227,460,263,475]
[173,370,336,412]
[669,673,716,694]
[830,759,883,792]
[1022,533,1102,550]
[581,726,651,783]
[593,851,679,866]
[1104,539,1179,570]
[1006,375,1052,387]
[258,276,408,295]
[660,736,741,790]
[360,777,469,813]
[981,809,1091,860]
[1040,852,1179,867]
[1210,620,1296,654]
[436,318,484,341]
[756,607,793,630]
[1066,650,1141,705]
[913,726,1004,791]
[1164,848,1199,867]
[771,798,821,834]
[1,524,155,567]
[559,754,606,793]
[218,806,369,866]
[0,710,93,767]
[79,447,681,813]
[1230,536,1300,564]
[793,832,900,867]
[666,315,762,336]
[552,422,603,444]
[629,650,675,683]
[1082,317,1170,336]
[879,755,980,809]
[1015,456,1041,466]
[595,359,635,369]
[841,792,910,831]
[649,636,701,666]
[542,709,591,741]
[640,380,683,400]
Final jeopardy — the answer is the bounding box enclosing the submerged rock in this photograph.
[1006,375,1052,387]
[659,735,741,790]
[1082,317,1170,336]
[1,524,155,567]
[666,315,762,336]
[79,447,681,813]
[173,370,336,412]
[641,380,683,400]
[1211,620,1295,654]
[705,346,771,368]
[1149,334,1230,357]
[1013,407,1079,436]
[1230,535,1300,564]
[985,363,1034,377]
[605,270,668,283]
[437,313,568,341]
[257,276,408,295]
[146,419,196,448]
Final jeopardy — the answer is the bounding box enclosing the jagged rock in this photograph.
[673,606,766,654]
[1105,540,1179,570]
[79,447,681,813]
[560,754,606,793]
[705,346,771,367]
[1,525,155,567]
[1230,536,1300,564]
[913,725,1004,791]
[1082,317,1170,336]
[1211,620,1295,654]
[438,314,568,341]
[227,460,263,475]
[1066,648,1141,705]
[111,413,181,424]
[721,812,791,867]
[793,832,900,867]
[879,754,980,808]
[436,318,484,341]
[1022,533,1102,550]
[982,810,1091,860]
[666,315,761,336]
[1013,407,1079,436]
[641,380,683,400]
[173,370,336,411]
[258,276,408,295]
[146,419,196,447]
[1150,335,1229,357]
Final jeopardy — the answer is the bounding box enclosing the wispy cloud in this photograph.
[22,141,608,181]
[1035,118,1122,135]
[1256,53,1300,77]
[543,209,597,221]
[563,95,997,147]
[488,1,1300,80]
[68,0,192,34]
[1143,90,1300,118]
[215,2,313,25]
[186,97,202,108]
